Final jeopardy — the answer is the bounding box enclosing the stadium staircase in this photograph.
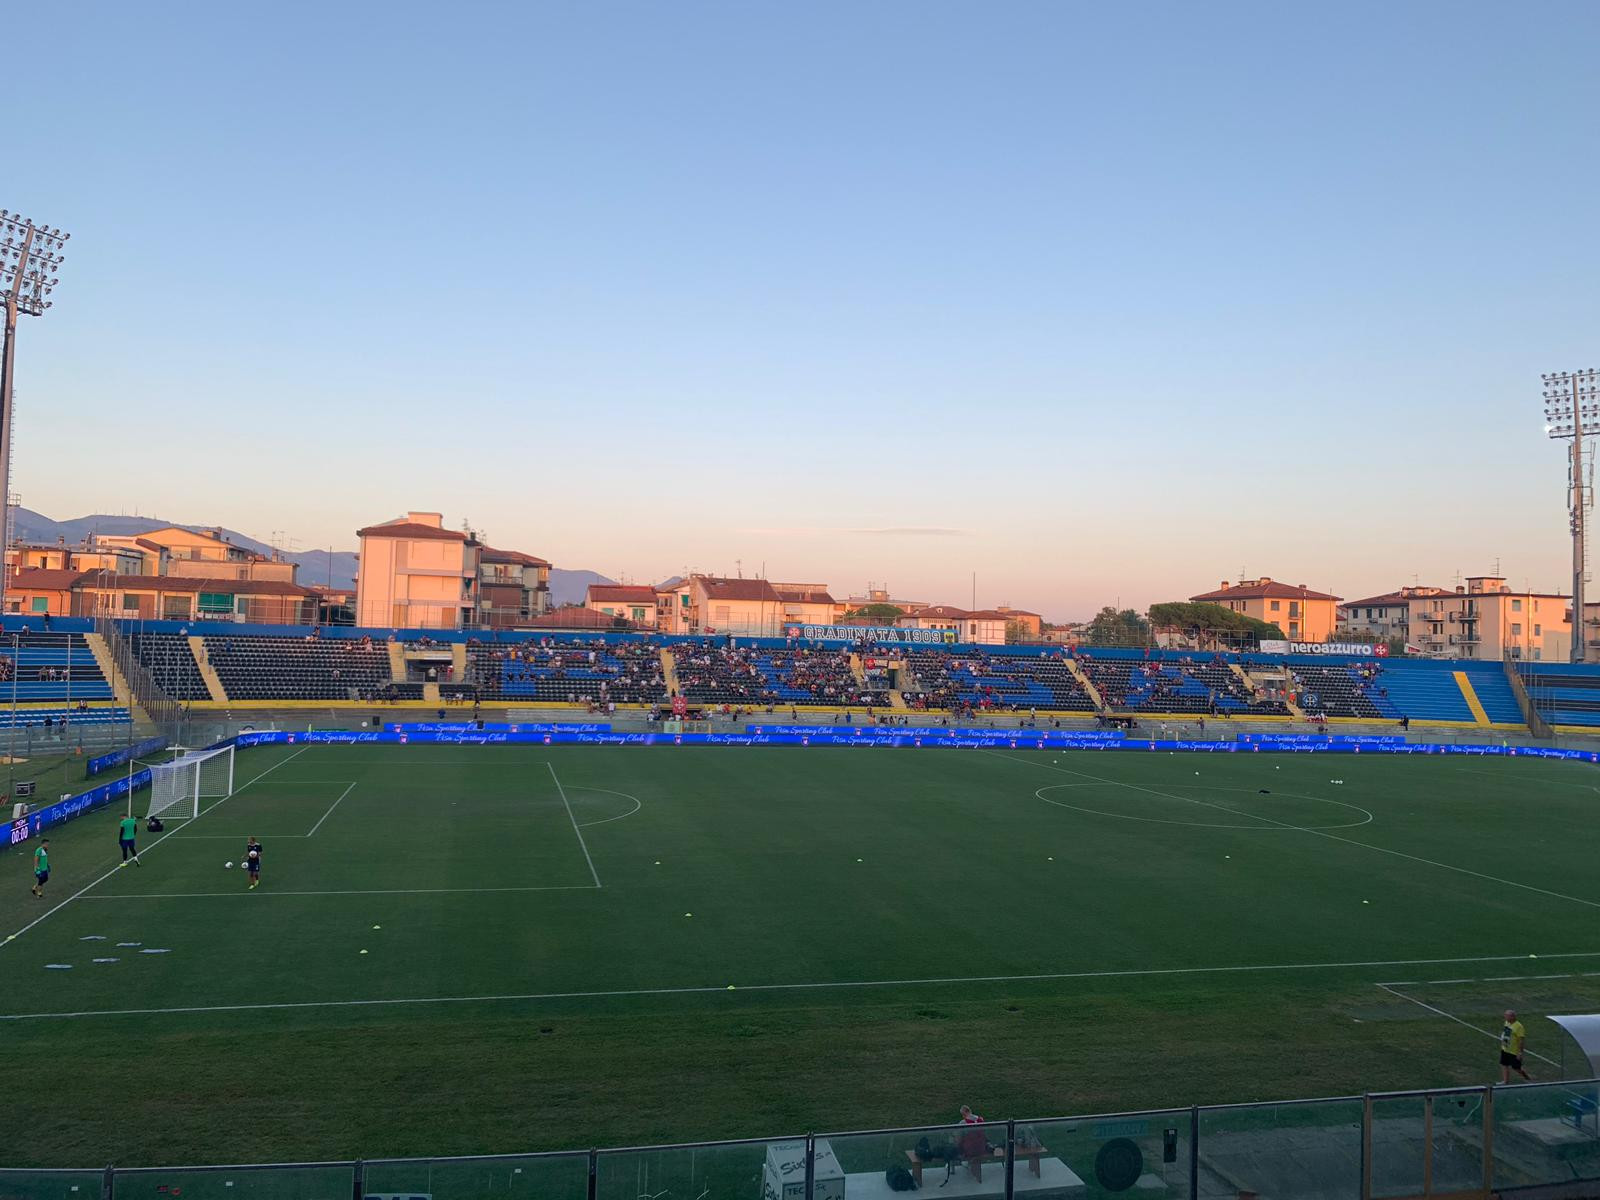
[1450,670,1491,726]
[452,643,468,683]
[83,631,140,715]
[661,648,680,696]
[422,682,442,703]
[387,641,406,686]
[1064,658,1107,712]
[188,636,229,702]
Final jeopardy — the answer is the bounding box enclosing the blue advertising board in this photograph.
[10,728,1594,854]
[86,736,169,777]
[5,766,154,851]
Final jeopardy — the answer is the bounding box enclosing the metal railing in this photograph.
[6,1078,1597,1200]
[93,613,183,742]
[1503,646,1555,738]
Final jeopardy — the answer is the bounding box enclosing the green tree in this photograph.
[1085,606,1151,647]
[1147,601,1283,649]
[842,603,905,623]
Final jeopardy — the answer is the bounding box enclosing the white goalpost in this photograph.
[145,745,236,821]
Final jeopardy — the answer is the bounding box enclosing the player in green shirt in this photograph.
[30,839,49,897]
[117,814,141,866]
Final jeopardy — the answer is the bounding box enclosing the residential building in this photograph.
[7,569,316,623]
[7,538,159,577]
[97,526,298,584]
[1406,577,1571,662]
[529,605,638,631]
[1338,586,1453,644]
[354,512,479,629]
[842,587,930,616]
[895,605,1010,645]
[664,576,839,635]
[655,577,693,634]
[994,605,1044,639]
[5,569,82,616]
[1188,578,1340,642]
[479,547,552,628]
[587,584,659,628]
[773,583,837,626]
[690,576,785,634]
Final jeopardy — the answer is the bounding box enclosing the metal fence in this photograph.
[6,1078,1598,1200]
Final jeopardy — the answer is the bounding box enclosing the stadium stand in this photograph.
[755,648,886,706]
[905,650,1098,712]
[1518,662,1600,727]
[0,629,114,701]
[1282,663,1395,719]
[0,615,1566,728]
[204,634,393,700]
[1078,655,1288,716]
[470,638,667,705]
[129,632,212,701]
[674,644,778,705]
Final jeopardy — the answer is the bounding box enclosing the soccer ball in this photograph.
[225,861,234,868]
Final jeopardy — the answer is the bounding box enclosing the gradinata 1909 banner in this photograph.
[782,623,955,644]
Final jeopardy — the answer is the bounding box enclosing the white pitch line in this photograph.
[81,884,600,899]
[574,788,642,828]
[306,782,358,837]
[982,751,1600,913]
[0,745,310,951]
[1378,983,1561,1068]
[5,949,1600,1022]
[547,761,601,888]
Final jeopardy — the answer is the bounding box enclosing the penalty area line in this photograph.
[81,884,600,899]
[306,782,358,837]
[547,762,601,888]
[6,949,1600,1022]
[1376,983,1561,1068]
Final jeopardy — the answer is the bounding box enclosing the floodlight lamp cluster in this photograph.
[0,211,69,318]
[1542,369,1600,439]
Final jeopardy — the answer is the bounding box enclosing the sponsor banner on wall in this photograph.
[1259,640,1385,657]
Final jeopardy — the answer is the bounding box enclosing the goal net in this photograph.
[145,745,235,821]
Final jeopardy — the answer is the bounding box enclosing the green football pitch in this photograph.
[4,742,1600,1168]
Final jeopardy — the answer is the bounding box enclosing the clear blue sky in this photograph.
[9,1,1599,619]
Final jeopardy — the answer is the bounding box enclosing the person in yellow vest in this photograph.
[1500,1009,1532,1083]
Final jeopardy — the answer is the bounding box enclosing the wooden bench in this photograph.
[904,1143,1047,1186]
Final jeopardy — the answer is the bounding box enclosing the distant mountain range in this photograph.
[11,508,612,607]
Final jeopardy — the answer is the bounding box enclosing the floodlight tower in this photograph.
[1543,369,1600,663]
[0,212,69,616]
